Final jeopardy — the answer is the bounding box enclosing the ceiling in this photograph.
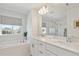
[0,3,79,16]
[0,3,69,15]
[43,3,79,20]
[43,3,67,21]
[0,3,44,15]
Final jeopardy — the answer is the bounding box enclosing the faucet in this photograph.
[66,35,78,43]
[66,37,72,43]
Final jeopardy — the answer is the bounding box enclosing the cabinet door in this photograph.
[38,41,56,56]
[39,41,46,49]
[46,44,78,56]
[31,39,40,56]
[45,50,56,56]
[38,45,56,56]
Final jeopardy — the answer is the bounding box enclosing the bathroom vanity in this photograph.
[31,36,79,56]
[31,4,79,56]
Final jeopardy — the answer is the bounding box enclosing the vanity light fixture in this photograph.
[38,5,48,15]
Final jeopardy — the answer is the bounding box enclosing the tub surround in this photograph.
[0,34,24,42]
[0,40,30,56]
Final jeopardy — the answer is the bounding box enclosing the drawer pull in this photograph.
[32,44,34,48]
[39,51,43,54]
[45,49,58,56]
[40,43,43,45]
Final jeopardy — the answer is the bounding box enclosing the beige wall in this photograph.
[67,6,79,40]
[32,9,42,37]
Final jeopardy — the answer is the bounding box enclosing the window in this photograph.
[0,15,22,35]
[0,24,22,35]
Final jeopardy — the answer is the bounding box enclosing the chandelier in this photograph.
[38,5,48,15]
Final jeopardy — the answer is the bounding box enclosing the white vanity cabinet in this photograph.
[30,39,39,56]
[46,44,78,56]
[38,40,56,56]
[31,38,78,56]
[31,39,57,56]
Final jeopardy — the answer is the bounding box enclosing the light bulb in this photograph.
[38,10,40,14]
[38,5,48,15]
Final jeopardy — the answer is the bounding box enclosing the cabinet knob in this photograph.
[32,44,34,47]
[40,43,43,45]
[39,51,43,54]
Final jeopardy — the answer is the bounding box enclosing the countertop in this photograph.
[32,36,79,55]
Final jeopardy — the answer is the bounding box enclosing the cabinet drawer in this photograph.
[39,47,56,56]
[39,41,46,48]
[46,44,78,56]
[31,39,40,56]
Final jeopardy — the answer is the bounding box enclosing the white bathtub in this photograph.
[0,40,30,56]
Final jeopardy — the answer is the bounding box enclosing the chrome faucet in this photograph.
[66,37,72,43]
[66,35,77,43]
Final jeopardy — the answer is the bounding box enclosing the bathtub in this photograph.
[0,40,30,56]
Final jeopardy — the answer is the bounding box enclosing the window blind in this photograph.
[0,15,22,26]
[0,15,2,24]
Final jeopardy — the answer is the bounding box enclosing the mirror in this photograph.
[41,4,67,37]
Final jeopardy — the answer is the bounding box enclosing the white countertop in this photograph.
[33,36,79,55]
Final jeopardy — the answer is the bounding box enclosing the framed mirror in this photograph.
[74,19,79,28]
[40,4,67,37]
